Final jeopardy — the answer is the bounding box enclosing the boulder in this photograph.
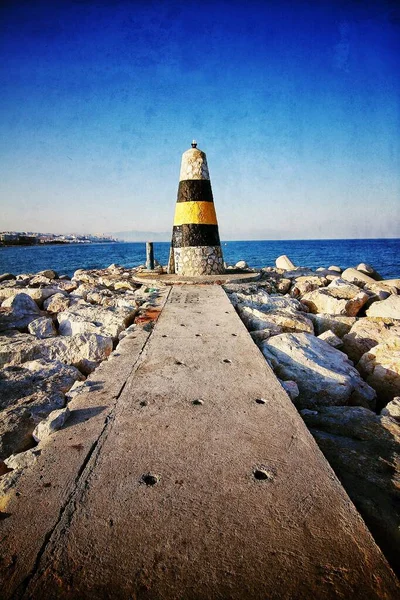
[4,448,41,471]
[261,333,376,410]
[356,263,383,281]
[307,313,357,338]
[29,275,54,287]
[28,317,57,339]
[235,260,248,269]
[0,331,113,374]
[275,278,291,294]
[0,273,16,282]
[381,397,400,421]
[43,292,70,314]
[230,290,305,313]
[366,296,400,319]
[32,407,70,442]
[275,255,296,270]
[342,317,400,363]
[301,406,400,575]
[279,379,299,401]
[357,338,400,406]
[37,269,58,280]
[317,330,343,348]
[0,359,83,459]
[57,303,137,340]
[301,279,369,316]
[341,268,394,294]
[290,275,328,297]
[51,279,77,293]
[238,305,313,335]
[328,266,342,273]
[0,293,42,331]
[0,287,65,307]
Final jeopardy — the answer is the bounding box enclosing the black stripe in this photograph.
[172,224,221,248]
[177,180,214,203]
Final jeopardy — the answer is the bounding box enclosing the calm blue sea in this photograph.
[0,239,399,280]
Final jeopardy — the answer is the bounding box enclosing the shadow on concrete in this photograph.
[63,406,108,429]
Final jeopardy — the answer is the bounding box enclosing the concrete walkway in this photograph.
[1,285,398,599]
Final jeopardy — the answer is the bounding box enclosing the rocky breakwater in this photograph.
[225,256,400,575]
[0,265,166,491]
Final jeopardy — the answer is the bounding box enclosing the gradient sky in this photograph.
[1,0,399,240]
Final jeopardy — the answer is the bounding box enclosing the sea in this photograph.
[0,239,399,280]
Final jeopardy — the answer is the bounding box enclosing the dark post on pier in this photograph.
[146,241,154,271]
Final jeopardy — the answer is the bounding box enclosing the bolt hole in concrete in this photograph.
[180,324,185,327]
[223,359,232,364]
[255,398,267,404]
[192,399,204,406]
[175,360,185,366]
[253,467,275,482]
[140,400,148,407]
[141,473,160,486]
[162,334,168,337]
[195,334,202,337]
[231,333,237,337]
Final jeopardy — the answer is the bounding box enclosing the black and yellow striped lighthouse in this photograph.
[168,141,225,276]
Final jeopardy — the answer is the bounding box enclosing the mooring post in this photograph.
[146,241,155,271]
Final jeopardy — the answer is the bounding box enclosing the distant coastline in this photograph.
[0,231,120,247]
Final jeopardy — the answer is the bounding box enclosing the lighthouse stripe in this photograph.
[177,179,214,203]
[171,224,220,248]
[173,201,217,227]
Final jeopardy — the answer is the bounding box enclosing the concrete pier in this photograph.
[0,286,398,599]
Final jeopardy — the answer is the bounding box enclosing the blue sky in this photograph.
[0,0,399,240]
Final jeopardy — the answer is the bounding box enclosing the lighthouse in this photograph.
[168,141,225,276]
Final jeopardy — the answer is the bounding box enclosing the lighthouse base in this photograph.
[169,245,224,276]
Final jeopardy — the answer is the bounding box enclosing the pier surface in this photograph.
[1,285,398,599]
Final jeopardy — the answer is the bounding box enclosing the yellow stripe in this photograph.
[173,201,217,226]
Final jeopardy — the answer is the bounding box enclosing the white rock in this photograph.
[238,305,313,335]
[235,260,248,269]
[0,359,83,458]
[290,275,328,297]
[317,330,343,348]
[342,317,400,363]
[5,448,41,470]
[365,296,400,319]
[0,293,42,331]
[301,279,369,316]
[357,338,400,405]
[0,287,65,307]
[275,255,296,270]
[380,397,400,421]
[230,290,304,313]
[29,275,54,286]
[356,263,382,281]
[341,268,393,293]
[0,331,113,374]
[275,278,291,294]
[308,314,357,338]
[32,407,70,442]
[328,266,342,273]
[43,293,70,314]
[261,332,376,410]
[58,303,136,340]
[28,317,57,339]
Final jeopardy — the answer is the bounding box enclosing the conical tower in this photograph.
[168,141,225,276]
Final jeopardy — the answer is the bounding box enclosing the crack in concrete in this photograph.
[15,290,171,599]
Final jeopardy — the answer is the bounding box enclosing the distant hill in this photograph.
[110,230,170,242]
